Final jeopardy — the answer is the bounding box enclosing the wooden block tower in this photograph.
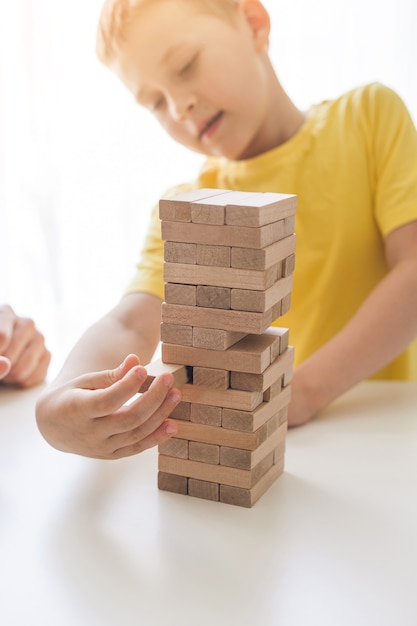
[151,188,296,507]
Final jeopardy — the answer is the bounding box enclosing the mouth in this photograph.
[198,111,224,140]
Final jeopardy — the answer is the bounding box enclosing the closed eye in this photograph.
[178,53,198,77]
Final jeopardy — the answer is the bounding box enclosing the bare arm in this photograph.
[36,292,181,458]
[289,220,417,426]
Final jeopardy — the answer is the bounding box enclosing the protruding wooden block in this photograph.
[162,331,280,374]
[180,383,263,411]
[222,384,291,432]
[231,275,293,313]
[230,347,294,392]
[192,327,246,350]
[230,234,296,270]
[140,360,190,392]
[282,253,296,277]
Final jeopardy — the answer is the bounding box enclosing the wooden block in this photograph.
[263,377,284,401]
[170,401,191,421]
[196,286,231,309]
[219,422,287,470]
[139,360,190,392]
[225,192,297,227]
[282,253,296,277]
[222,384,291,432]
[191,190,260,225]
[164,241,197,264]
[162,303,276,334]
[158,449,274,489]
[158,472,188,494]
[219,458,284,507]
[181,384,263,411]
[266,327,289,360]
[160,322,193,346]
[192,327,246,350]
[162,331,280,374]
[175,418,272,450]
[230,347,294,392]
[190,404,222,426]
[189,441,220,464]
[161,220,289,249]
[188,479,219,502]
[158,437,189,459]
[164,262,278,291]
[159,188,228,222]
[231,275,293,313]
[230,234,296,270]
[164,284,196,306]
[197,245,230,267]
[280,293,291,315]
[193,366,230,389]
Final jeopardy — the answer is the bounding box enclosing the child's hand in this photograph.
[35,354,180,459]
[0,305,51,387]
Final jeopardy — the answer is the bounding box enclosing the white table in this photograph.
[1,381,416,626]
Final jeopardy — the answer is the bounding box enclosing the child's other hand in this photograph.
[35,354,181,459]
[0,305,51,387]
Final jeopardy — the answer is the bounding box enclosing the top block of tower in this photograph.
[159,188,296,227]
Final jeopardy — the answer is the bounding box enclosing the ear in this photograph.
[240,0,270,51]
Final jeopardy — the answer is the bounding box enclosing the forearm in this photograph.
[53,293,162,384]
[294,257,417,418]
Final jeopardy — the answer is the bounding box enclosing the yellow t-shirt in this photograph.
[127,83,417,380]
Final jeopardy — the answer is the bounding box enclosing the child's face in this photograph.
[112,0,273,160]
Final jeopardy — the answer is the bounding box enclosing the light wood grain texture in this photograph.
[192,327,246,350]
[162,330,281,374]
[157,472,188,494]
[225,192,297,227]
[164,284,197,306]
[197,244,231,267]
[164,242,197,264]
[231,275,293,313]
[222,384,291,432]
[160,322,193,346]
[190,404,222,426]
[196,286,231,309]
[192,366,230,389]
[164,261,279,291]
[139,360,190,392]
[219,422,287,470]
[219,457,284,507]
[162,302,277,334]
[230,234,296,270]
[158,438,189,459]
[180,383,263,411]
[230,347,294,392]
[159,188,228,222]
[189,442,220,464]
[188,479,219,501]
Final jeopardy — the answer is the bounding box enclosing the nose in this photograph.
[167,91,196,121]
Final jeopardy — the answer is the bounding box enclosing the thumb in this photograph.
[77,354,145,391]
[0,305,15,352]
[0,356,12,380]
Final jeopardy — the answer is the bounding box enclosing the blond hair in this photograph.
[97,0,240,65]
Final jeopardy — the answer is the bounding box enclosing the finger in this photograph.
[3,332,49,387]
[110,418,179,459]
[13,349,52,388]
[1,316,37,364]
[74,364,149,419]
[75,354,142,391]
[0,356,12,380]
[0,305,15,352]
[108,373,175,434]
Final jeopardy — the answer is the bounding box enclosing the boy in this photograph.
[0,304,50,387]
[35,0,417,459]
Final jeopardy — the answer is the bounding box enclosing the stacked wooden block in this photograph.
[154,188,296,507]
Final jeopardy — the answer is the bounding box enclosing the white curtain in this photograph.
[0,0,416,372]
